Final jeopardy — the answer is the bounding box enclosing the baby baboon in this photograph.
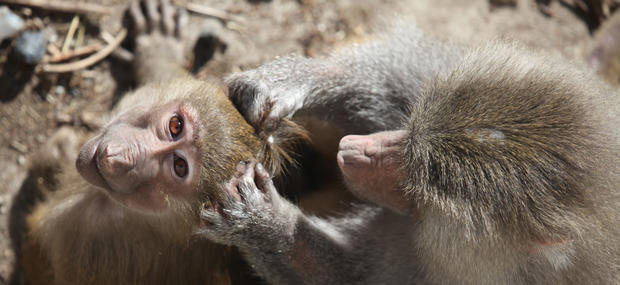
[200,25,620,284]
[9,0,304,284]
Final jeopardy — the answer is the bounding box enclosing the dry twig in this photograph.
[61,15,79,52]
[41,28,126,73]
[0,0,113,14]
[100,30,134,62]
[46,43,61,57]
[45,44,101,63]
[179,2,245,23]
[75,25,85,48]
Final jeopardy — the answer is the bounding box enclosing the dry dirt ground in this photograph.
[0,0,615,282]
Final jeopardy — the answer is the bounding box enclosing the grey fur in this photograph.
[227,24,462,134]
[203,24,620,284]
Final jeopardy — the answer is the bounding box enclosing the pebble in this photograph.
[15,31,47,65]
[55,85,66,96]
[17,155,26,166]
[0,6,24,42]
[56,112,72,124]
[69,87,80,97]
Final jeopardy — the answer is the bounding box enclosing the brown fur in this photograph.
[10,0,313,281]
[12,78,309,285]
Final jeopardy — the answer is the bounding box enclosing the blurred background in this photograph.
[0,0,618,282]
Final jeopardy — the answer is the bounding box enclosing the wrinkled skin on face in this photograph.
[76,101,201,211]
[337,130,411,214]
[74,79,260,213]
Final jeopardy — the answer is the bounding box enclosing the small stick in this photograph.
[10,141,28,153]
[41,28,126,73]
[179,2,245,23]
[46,43,61,57]
[0,0,113,14]
[111,47,134,62]
[75,25,85,49]
[61,15,79,53]
[100,30,133,62]
[45,44,101,63]
[100,30,115,44]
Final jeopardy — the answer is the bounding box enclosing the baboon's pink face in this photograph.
[76,101,201,211]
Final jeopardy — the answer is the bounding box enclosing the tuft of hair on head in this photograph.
[253,103,311,177]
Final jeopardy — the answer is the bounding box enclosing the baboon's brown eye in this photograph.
[169,115,183,138]
[173,155,188,177]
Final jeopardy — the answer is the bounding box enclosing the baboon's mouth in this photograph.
[76,137,112,191]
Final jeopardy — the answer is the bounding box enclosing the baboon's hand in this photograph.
[129,0,190,84]
[226,56,319,130]
[129,0,188,55]
[199,161,289,247]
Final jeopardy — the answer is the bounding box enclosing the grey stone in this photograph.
[15,31,47,65]
[0,6,24,41]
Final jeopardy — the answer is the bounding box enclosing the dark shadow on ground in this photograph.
[0,51,35,103]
